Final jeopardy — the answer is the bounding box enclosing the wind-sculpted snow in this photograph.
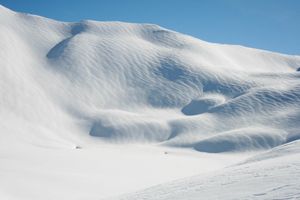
[111,142,300,200]
[181,94,226,115]
[1,5,300,200]
[1,4,300,152]
[193,127,286,153]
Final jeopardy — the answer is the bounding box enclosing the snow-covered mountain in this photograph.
[1,5,300,200]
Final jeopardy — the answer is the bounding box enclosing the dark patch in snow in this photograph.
[182,99,216,115]
[286,133,300,143]
[89,121,115,138]
[194,132,284,153]
[155,59,186,81]
[46,37,71,59]
[70,22,88,35]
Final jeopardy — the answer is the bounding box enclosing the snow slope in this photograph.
[0,5,300,200]
[112,141,300,200]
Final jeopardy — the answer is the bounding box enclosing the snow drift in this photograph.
[1,5,300,152]
[1,4,300,200]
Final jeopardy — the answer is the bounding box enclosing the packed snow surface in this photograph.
[0,5,300,200]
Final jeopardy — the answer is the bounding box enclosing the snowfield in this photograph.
[0,5,300,200]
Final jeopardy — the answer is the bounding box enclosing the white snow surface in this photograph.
[1,5,300,200]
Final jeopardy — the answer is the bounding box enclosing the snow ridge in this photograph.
[1,5,300,151]
[1,5,300,200]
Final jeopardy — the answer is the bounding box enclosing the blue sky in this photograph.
[1,0,299,55]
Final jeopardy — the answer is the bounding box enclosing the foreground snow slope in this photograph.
[0,5,300,200]
[111,141,300,200]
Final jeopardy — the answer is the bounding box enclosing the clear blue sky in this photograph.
[1,0,299,55]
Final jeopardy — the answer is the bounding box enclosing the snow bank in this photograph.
[1,4,300,200]
[1,5,300,152]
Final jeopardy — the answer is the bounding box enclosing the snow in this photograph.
[0,4,300,200]
[112,142,300,200]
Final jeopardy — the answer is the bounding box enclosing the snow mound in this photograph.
[1,5,300,200]
[182,94,225,115]
[193,127,286,153]
[1,5,300,152]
